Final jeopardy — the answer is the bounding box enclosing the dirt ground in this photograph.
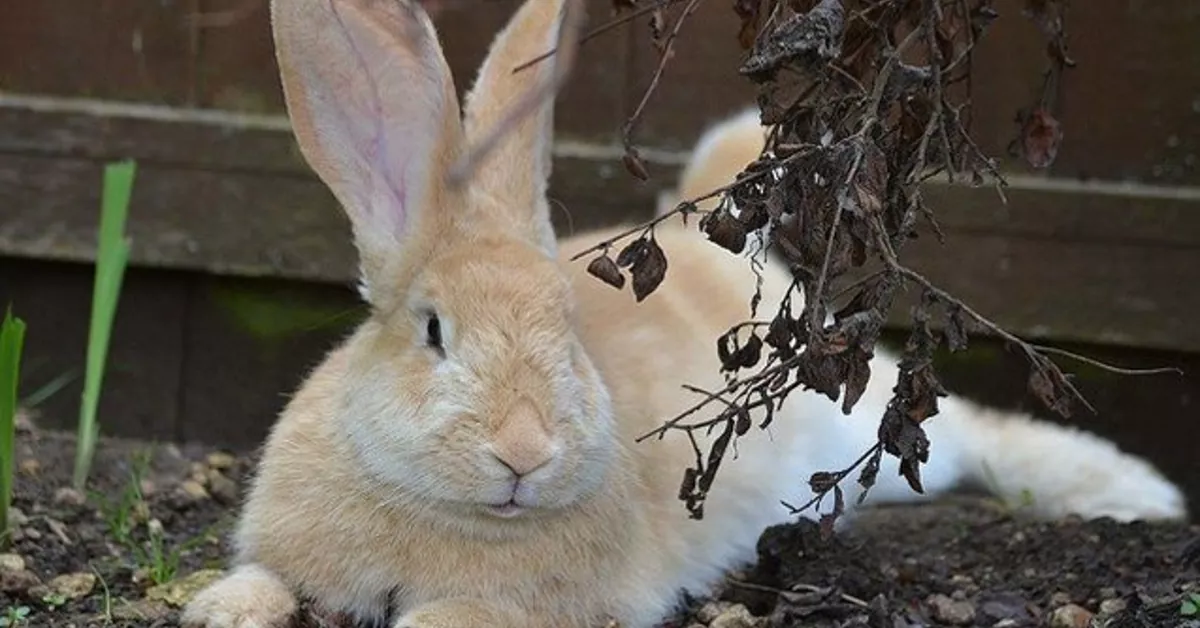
[0,418,1196,628]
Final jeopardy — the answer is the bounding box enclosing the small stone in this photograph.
[178,480,210,501]
[53,487,86,506]
[1049,591,1073,607]
[9,507,28,527]
[18,459,40,476]
[1099,587,1118,600]
[928,593,976,625]
[0,554,26,573]
[22,528,41,540]
[0,569,41,594]
[146,569,225,607]
[47,572,96,600]
[1099,598,1127,615]
[709,604,762,628]
[206,451,237,470]
[206,469,240,505]
[696,601,734,624]
[140,478,158,497]
[113,599,172,622]
[1049,604,1094,628]
[190,463,209,486]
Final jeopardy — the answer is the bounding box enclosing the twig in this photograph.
[1030,344,1184,377]
[569,146,815,262]
[725,580,873,609]
[781,442,882,515]
[621,0,707,150]
[513,0,688,73]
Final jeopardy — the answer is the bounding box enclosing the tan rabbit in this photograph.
[181,1,1187,627]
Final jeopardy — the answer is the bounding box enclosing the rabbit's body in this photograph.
[182,1,1186,627]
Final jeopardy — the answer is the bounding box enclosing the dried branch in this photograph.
[513,0,690,74]
[566,0,1181,525]
[620,0,708,180]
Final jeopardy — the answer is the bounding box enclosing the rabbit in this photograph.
[181,0,1188,627]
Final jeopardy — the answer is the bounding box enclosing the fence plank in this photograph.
[0,0,199,106]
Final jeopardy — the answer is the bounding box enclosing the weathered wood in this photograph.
[625,0,1200,184]
[0,0,200,106]
[887,232,1200,353]
[6,258,1198,513]
[0,258,187,443]
[3,95,1200,354]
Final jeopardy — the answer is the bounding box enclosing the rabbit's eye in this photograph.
[425,313,444,355]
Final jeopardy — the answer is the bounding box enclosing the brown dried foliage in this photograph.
[566,0,1177,524]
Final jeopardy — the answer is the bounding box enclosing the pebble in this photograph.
[708,604,762,628]
[206,469,240,505]
[0,554,26,573]
[8,507,28,527]
[18,459,40,476]
[146,569,225,607]
[0,568,40,594]
[1099,598,1127,615]
[1049,604,1094,628]
[695,601,733,624]
[1049,591,1073,607]
[46,572,97,600]
[112,599,172,622]
[206,451,237,470]
[53,487,86,507]
[927,593,976,625]
[178,480,211,501]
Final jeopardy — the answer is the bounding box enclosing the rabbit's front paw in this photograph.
[181,564,297,628]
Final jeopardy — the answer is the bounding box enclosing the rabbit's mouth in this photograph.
[484,500,527,519]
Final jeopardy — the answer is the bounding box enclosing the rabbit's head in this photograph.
[270,0,615,533]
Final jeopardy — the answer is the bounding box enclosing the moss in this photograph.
[207,281,364,349]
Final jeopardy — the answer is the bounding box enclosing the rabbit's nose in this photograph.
[491,398,555,477]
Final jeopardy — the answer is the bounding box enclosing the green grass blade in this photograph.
[74,160,136,490]
[0,307,27,546]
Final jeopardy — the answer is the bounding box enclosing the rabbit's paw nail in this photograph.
[180,564,297,628]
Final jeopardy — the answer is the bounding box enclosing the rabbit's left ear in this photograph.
[270,0,464,303]
[461,0,581,256]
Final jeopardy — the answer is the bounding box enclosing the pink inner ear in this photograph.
[329,1,413,241]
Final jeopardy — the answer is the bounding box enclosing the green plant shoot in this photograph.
[0,308,26,547]
[74,160,136,491]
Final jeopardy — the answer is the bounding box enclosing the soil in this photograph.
[0,416,1196,628]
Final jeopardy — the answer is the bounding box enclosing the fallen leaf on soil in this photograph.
[146,569,225,607]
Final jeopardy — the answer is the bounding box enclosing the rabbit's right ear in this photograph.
[270,0,463,303]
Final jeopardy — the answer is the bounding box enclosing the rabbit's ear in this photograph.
[270,0,463,302]
[460,0,581,256]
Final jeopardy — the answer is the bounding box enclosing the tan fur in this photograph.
[183,1,1186,627]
